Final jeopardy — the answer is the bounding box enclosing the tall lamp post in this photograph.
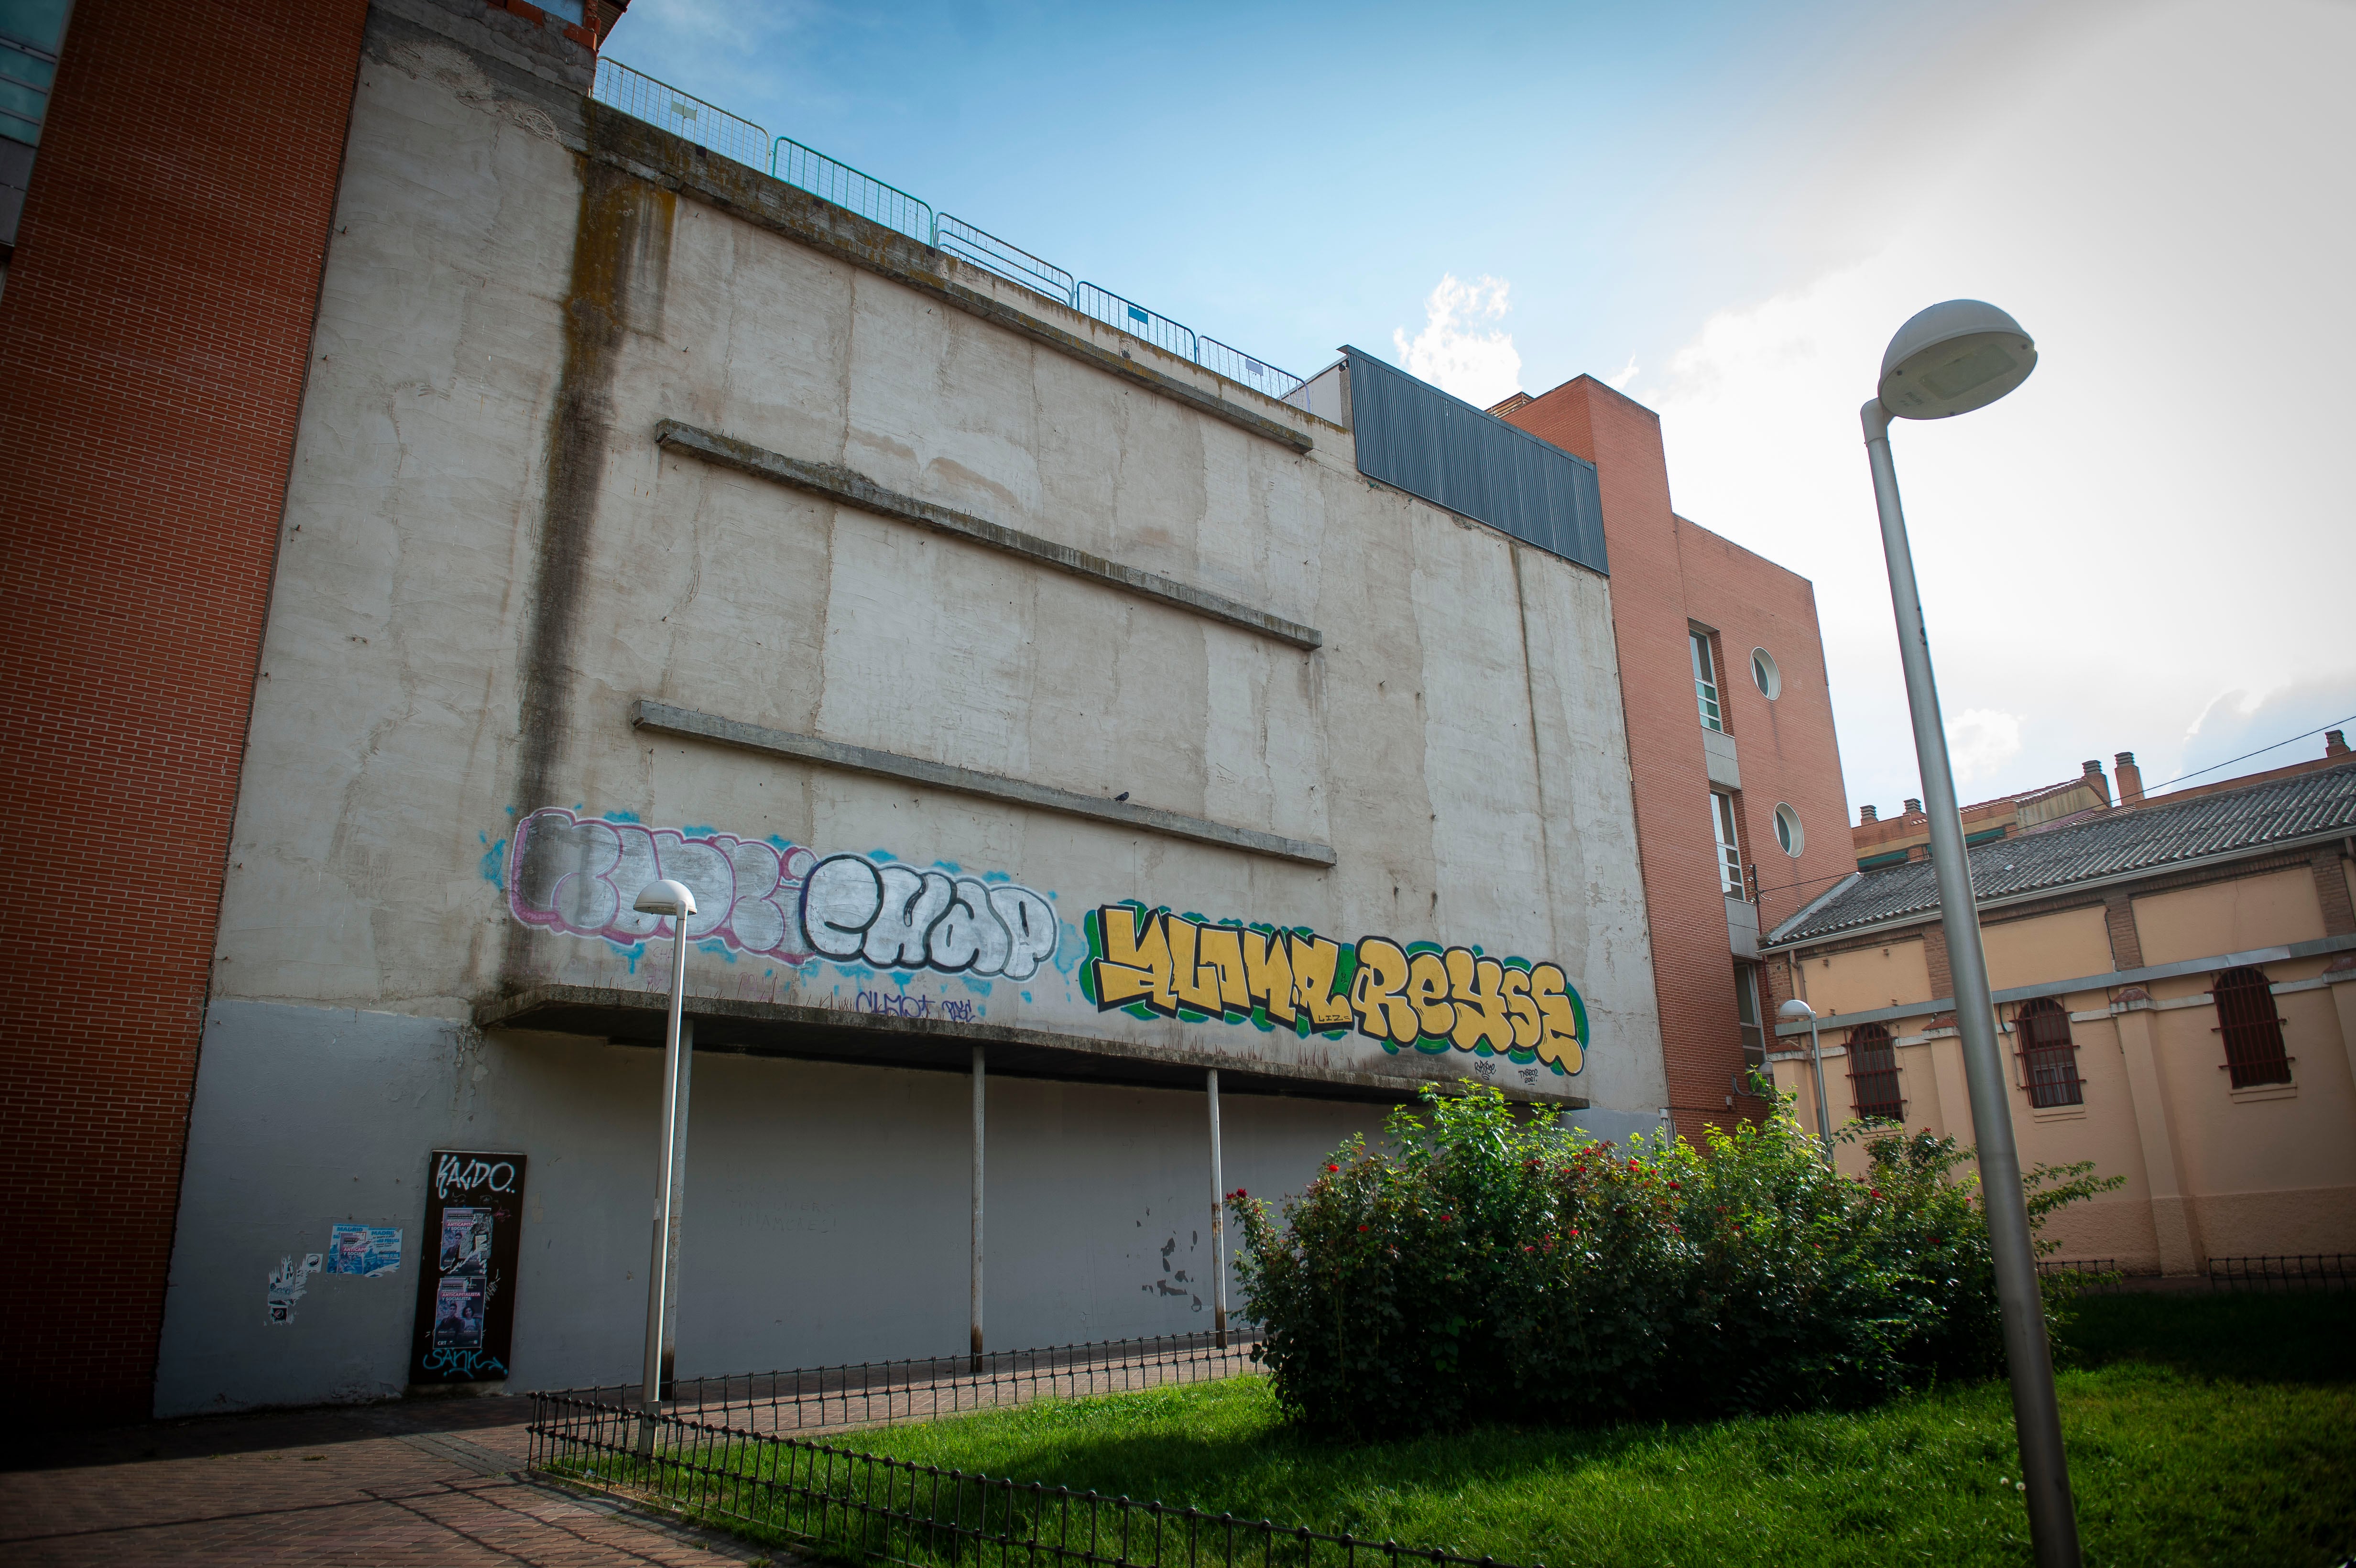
[634,877,698,1450]
[1774,997,1833,1157]
[1862,299,2077,1567]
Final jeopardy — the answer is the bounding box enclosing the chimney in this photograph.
[1859,805,1878,824]
[2114,751,2144,805]
[1903,797,1922,815]
[2329,730,2350,758]
[2083,758,2111,805]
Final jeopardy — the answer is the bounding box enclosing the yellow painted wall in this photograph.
[1802,938,1931,1017]
[2132,867,2325,966]
[1982,906,2115,990]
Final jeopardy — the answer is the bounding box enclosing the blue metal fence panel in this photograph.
[1342,347,1607,575]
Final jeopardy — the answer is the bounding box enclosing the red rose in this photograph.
[1326,1164,1340,1173]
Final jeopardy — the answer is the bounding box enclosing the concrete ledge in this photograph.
[475,983,1585,1106]
[579,109,1319,456]
[655,422,1323,651]
[632,699,1340,868]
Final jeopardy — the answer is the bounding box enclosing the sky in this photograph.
[602,0,2356,820]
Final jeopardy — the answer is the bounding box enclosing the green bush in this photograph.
[1228,1082,2115,1437]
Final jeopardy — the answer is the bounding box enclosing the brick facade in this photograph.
[1501,378,1854,1136]
[0,0,370,1419]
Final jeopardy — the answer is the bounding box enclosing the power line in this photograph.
[2142,711,2355,795]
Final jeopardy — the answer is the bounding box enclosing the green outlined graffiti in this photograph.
[1079,902,1586,1074]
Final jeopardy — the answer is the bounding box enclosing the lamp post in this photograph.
[633,877,698,1449]
[1861,299,2077,1567]
[1774,997,1833,1157]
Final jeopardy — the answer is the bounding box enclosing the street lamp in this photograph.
[633,877,698,1448]
[1862,299,2077,1568]
[1774,998,1833,1158]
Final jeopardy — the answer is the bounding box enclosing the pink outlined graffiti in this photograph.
[508,808,819,962]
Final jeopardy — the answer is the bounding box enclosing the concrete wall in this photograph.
[158,1,1669,1413]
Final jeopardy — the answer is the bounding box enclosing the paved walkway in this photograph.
[0,1394,781,1567]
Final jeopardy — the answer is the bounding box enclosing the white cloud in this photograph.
[1604,355,1640,391]
[1945,709,2024,789]
[1394,274,1522,406]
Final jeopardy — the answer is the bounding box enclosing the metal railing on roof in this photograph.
[591,55,770,170]
[589,56,1303,400]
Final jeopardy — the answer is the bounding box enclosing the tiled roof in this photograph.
[1769,762,2356,946]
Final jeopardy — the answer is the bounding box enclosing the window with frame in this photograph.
[1691,631,1723,731]
[1846,1023,1903,1122]
[1710,790,1745,897]
[1734,963,1766,1088]
[2212,966,2291,1088]
[2016,997,2082,1108]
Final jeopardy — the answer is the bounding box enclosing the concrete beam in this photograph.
[655,422,1323,651]
[632,699,1341,868]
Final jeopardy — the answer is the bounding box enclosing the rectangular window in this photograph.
[1846,1025,1905,1122]
[1711,791,1744,897]
[1691,631,1723,731]
[1734,962,1766,1087]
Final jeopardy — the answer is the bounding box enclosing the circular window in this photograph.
[1774,804,1805,857]
[1751,648,1782,699]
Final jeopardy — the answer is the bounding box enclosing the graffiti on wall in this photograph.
[510,807,818,960]
[1081,904,1586,1074]
[507,809,1058,982]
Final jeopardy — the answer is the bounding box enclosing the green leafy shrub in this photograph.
[1228,1082,2116,1437]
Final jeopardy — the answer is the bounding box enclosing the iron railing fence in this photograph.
[531,1394,1538,1568]
[2207,1253,2354,1292]
[552,1328,1262,1439]
[592,56,770,171]
[590,58,1303,398]
[2035,1259,2125,1294]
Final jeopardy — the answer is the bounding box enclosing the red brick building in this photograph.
[1496,379,1856,1137]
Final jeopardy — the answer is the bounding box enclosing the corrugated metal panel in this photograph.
[1343,347,1608,575]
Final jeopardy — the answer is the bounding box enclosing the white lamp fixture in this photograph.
[1876,299,2038,420]
[1774,998,1833,1159]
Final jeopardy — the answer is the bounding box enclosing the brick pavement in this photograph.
[0,1395,783,1567]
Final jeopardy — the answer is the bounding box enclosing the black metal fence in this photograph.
[2207,1254,2354,1293]
[530,1392,1532,1568]
[2036,1258,2126,1294]
[556,1329,1261,1438]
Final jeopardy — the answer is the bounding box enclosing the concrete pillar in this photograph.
[970,1045,985,1370]
[1930,1029,1974,1145]
[2111,991,2203,1275]
[2326,956,2356,1106]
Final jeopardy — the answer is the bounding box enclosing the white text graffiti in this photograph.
[802,855,1058,982]
[509,808,816,960]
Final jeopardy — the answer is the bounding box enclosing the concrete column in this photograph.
[1206,1069,1228,1349]
[2326,956,2356,1106]
[970,1045,985,1370]
[2111,991,2203,1275]
[1930,1030,1974,1145]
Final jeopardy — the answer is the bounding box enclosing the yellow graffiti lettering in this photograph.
[1166,917,1223,1014]
[1241,928,1296,1025]
[1351,937,1420,1045]
[1499,965,1540,1050]
[1195,925,1251,1014]
[1094,905,1173,1014]
[1406,950,1454,1039]
[1530,962,1584,1072]
[1446,948,1515,1053]
[1288,933,1357,1029]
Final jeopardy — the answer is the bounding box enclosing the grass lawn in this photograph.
[818,1293,2355,1568]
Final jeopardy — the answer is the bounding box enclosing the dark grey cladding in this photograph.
[1342,347,1608,575]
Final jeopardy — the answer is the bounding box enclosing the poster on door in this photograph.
[408,1149,526,1385]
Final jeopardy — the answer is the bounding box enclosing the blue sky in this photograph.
[604,0,2356,820]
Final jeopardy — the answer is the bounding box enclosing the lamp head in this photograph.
[1776,999,1816,1023]
[1877,299,2036,419]
[633,878,698,919]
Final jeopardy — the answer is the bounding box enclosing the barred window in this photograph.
[1846,1023,1904,1122]
[2213,966,2291,1088]
[2017,998,2083,1108]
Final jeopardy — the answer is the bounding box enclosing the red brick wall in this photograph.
[0,0,368,1420]
[1504,378,1853,1138]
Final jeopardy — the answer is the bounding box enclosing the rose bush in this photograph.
[1229,1082,2114,1436]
